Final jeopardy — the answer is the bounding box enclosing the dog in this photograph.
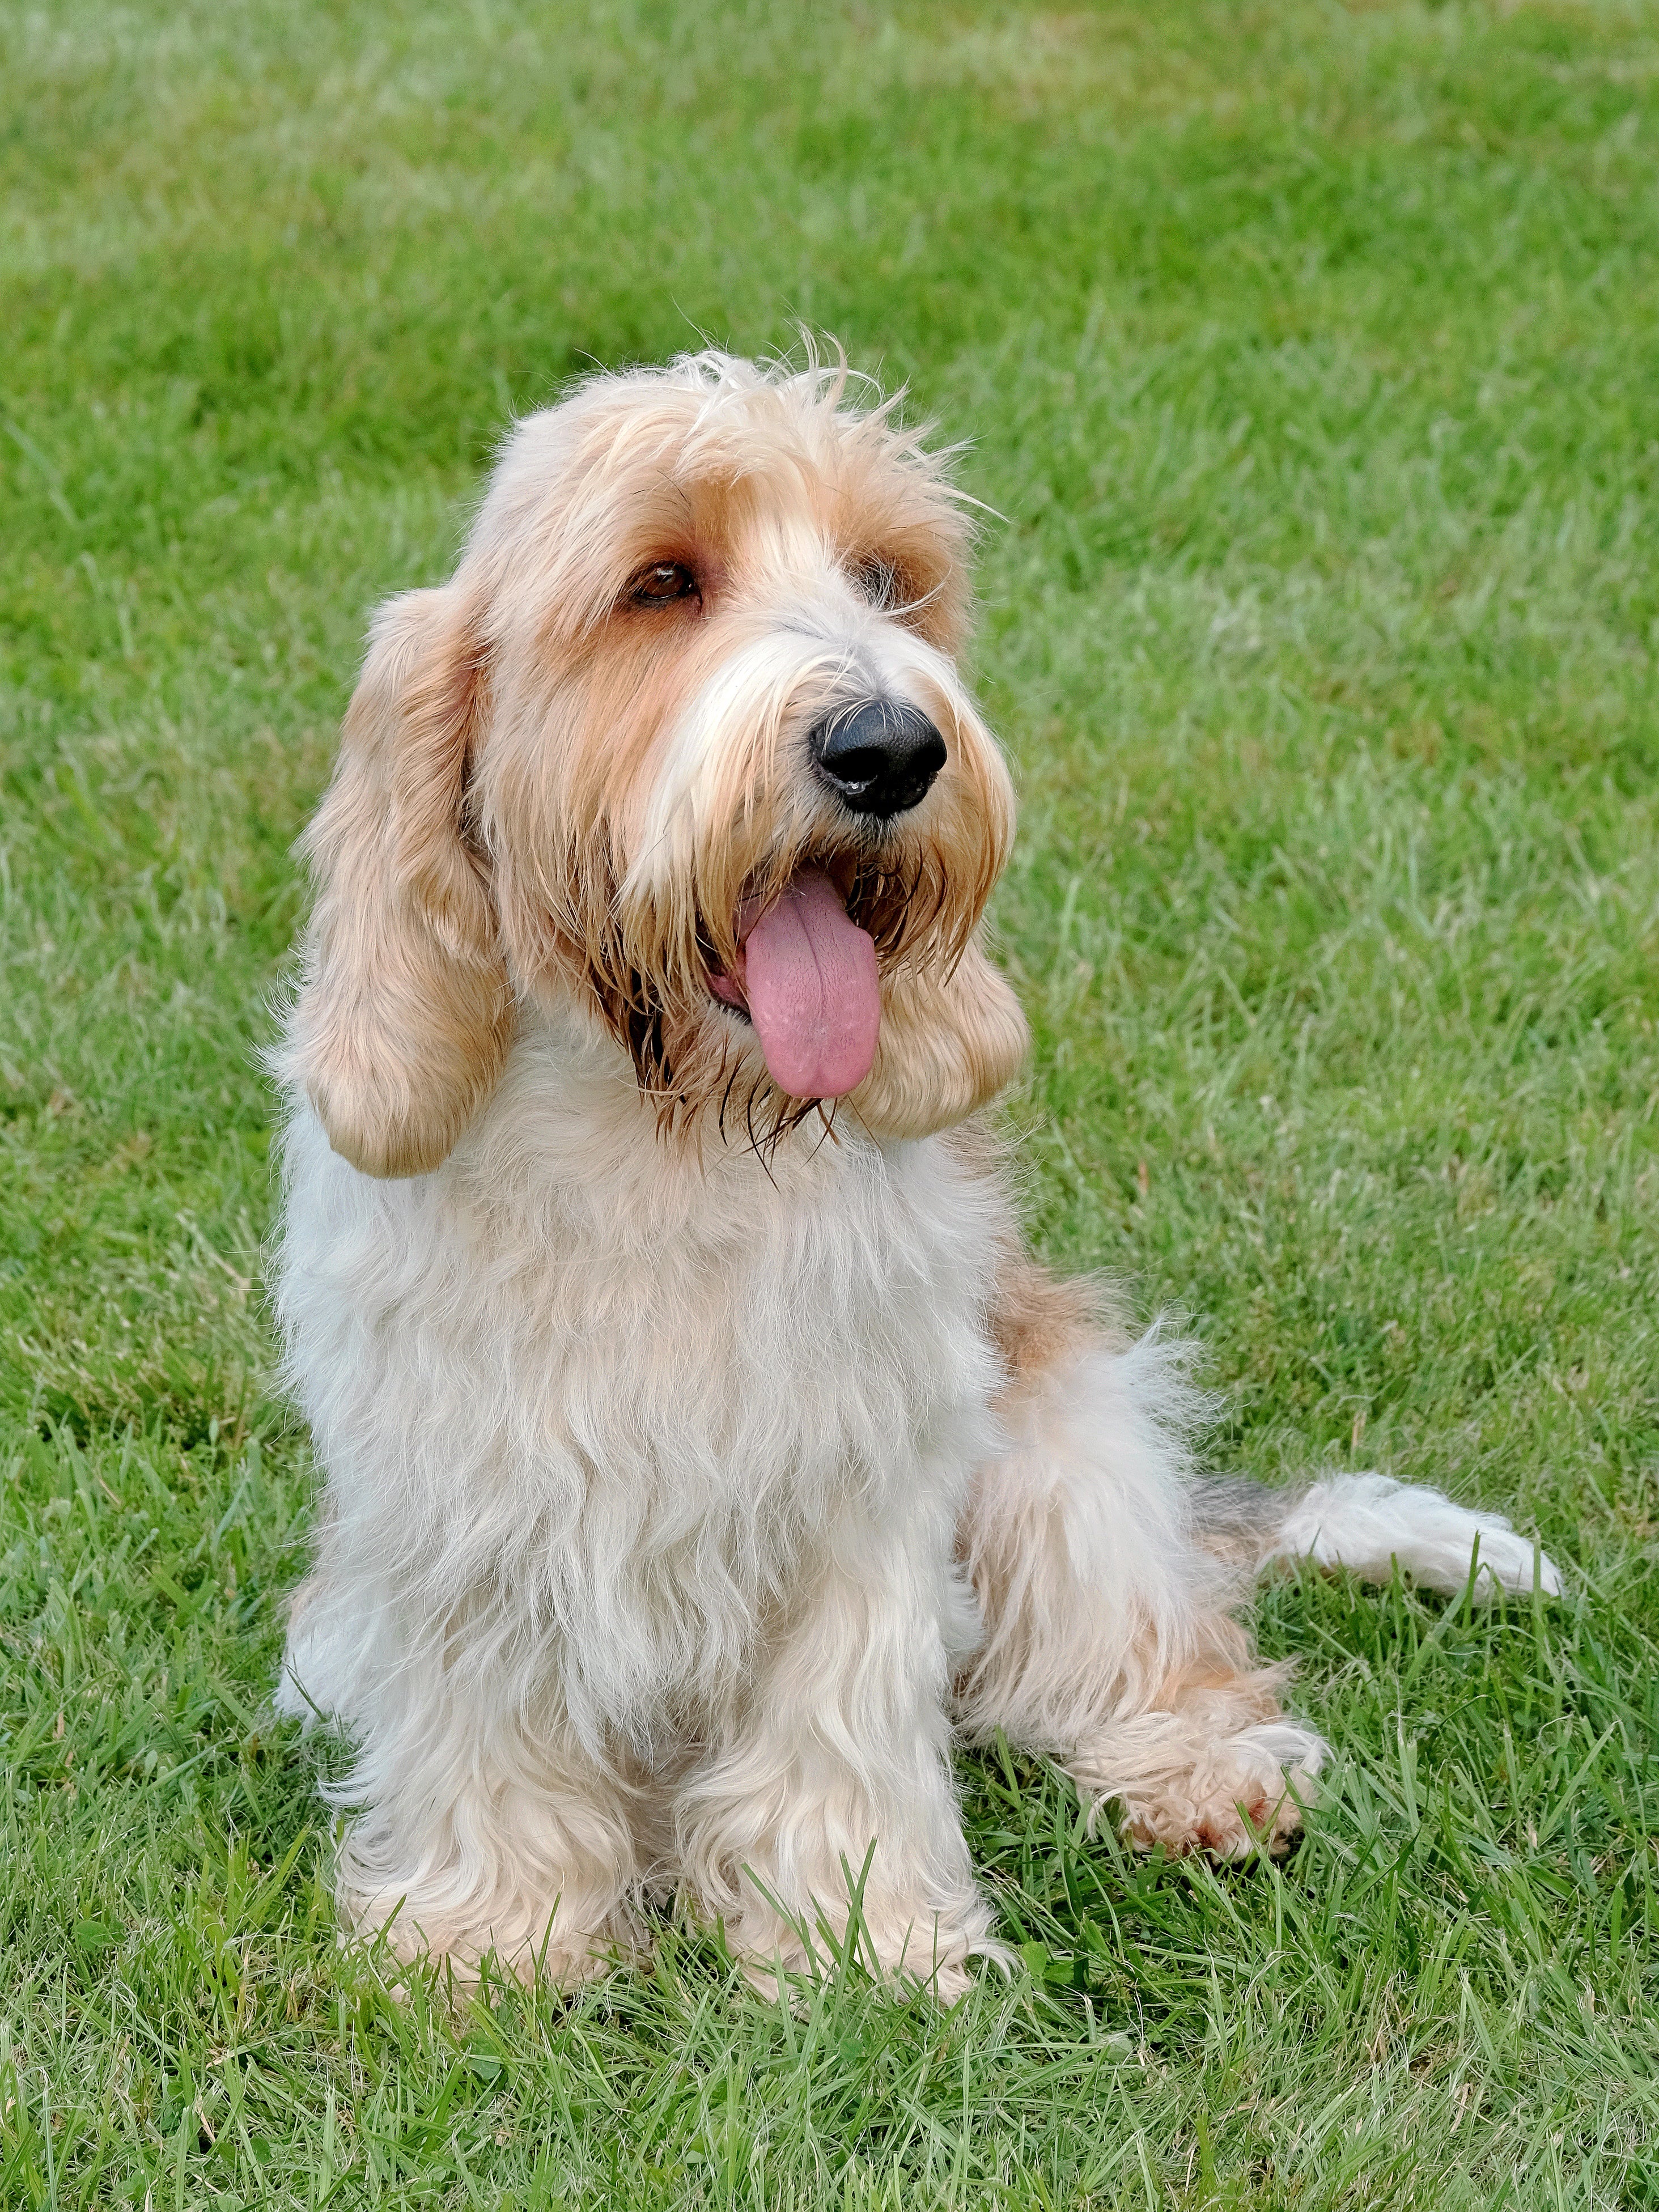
[272,349,1560,1998]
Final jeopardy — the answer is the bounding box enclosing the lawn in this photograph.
[3,0,1658,2202]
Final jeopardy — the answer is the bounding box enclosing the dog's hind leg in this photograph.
[952,1266,1322,1858]
[954,1264,1559,1857]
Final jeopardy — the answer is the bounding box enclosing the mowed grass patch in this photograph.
[2,0,1658,2203]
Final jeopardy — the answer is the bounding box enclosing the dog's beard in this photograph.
[576,827,979,1148]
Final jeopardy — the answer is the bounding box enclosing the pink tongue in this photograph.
[738,870,880,1099]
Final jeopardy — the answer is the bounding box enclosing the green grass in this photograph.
[3,0,1658,2202]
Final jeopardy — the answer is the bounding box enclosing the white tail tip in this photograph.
[1272,1472,1562,1599]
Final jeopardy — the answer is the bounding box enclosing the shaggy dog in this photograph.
[274,350,1559,1997]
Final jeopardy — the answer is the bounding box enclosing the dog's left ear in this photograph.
[285,585,512,1178]
[851,936,1030,1140]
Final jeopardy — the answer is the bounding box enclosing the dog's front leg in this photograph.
[321,1671,642,1989]
[674,1493,994,2001]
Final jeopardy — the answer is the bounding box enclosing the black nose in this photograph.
[809,699,947,820]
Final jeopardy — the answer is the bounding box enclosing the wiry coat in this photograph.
[275,353,1558,1994]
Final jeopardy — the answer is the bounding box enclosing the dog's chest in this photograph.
[279,1035,1005,1715]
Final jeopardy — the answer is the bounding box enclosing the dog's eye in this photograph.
[630,561,699,605]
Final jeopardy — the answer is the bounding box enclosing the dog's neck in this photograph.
[443,998,903,1233]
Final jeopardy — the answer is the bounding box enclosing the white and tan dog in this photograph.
[273,350,1558,1996]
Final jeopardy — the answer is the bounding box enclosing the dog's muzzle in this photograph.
[810,698,946,820]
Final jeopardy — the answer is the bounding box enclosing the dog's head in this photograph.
[287,350,1030,1176]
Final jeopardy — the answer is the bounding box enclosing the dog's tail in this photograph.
[1191,1471,1562,1598]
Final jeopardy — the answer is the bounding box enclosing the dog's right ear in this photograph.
[285,586,513,1178]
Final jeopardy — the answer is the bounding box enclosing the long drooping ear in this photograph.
[850,935,1030,1141]
[285,586,512,1178]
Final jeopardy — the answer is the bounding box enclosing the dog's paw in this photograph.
[1079,1720,1324,1863]
[728,1890,997,2006]
[343,1887,624,1991]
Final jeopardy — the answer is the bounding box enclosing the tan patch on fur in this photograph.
[986,1255,1100,1390]
[284,589,514,1178]
[935,1129,1108,1378]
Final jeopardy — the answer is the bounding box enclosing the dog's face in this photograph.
[288,353,1030,1177]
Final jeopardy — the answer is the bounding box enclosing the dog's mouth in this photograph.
[706,864,881,1101]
